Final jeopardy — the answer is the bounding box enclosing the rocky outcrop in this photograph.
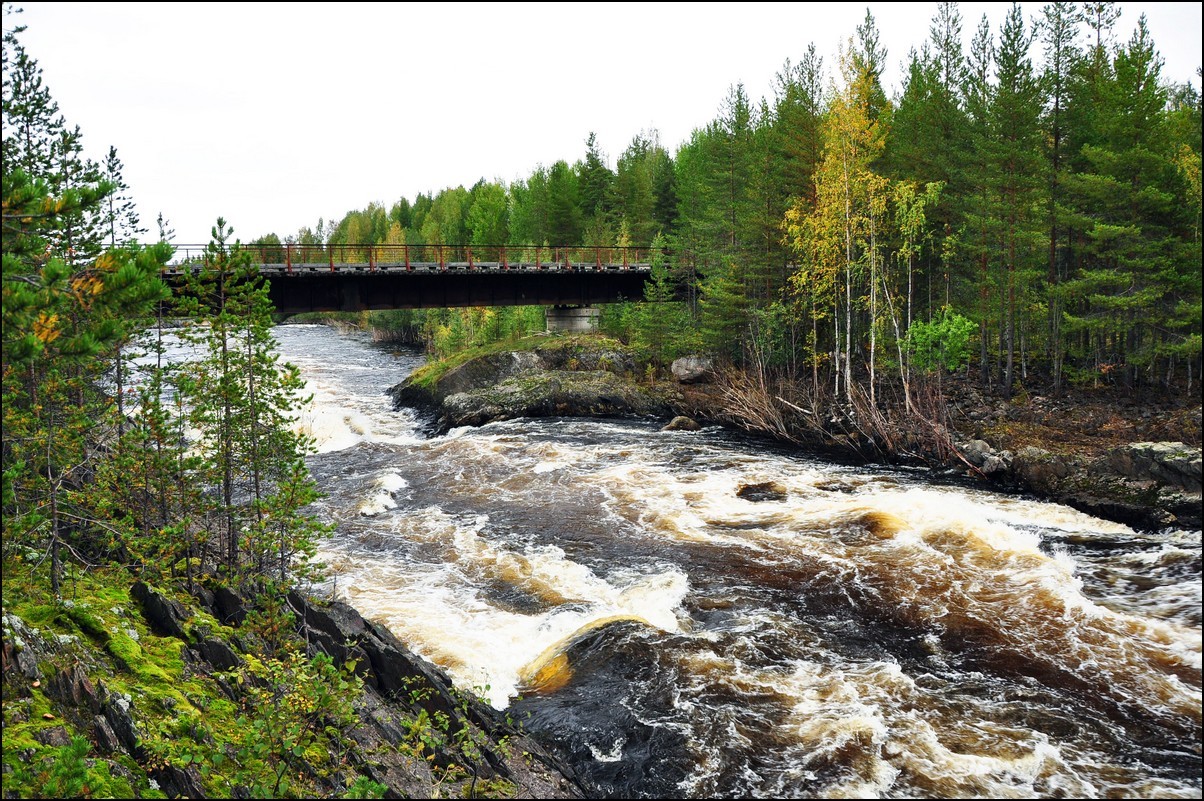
[130,580,191,639]
[2,579,585,800]
[438,370,674,429]
[976,442,1204,531]
[1106,442,1201,494]
[390,337,677,432]
[285,591,585,798]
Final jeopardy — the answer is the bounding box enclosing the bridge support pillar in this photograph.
[546,305,600,333]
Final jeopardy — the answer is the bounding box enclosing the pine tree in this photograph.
[1,6,63,179]
[1039,1,1085,393]
[175,218,330,584]
[3,16,170,593]
[1062,16,1194,387]
[546,160,582,246]
[578,131,615,237]
[48,124,107,266]
[987,4,1044,396]
[101,146,144,246]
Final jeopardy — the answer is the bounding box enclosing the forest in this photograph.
[265,3,1201,411]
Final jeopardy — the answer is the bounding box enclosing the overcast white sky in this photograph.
[10,2,1202,246]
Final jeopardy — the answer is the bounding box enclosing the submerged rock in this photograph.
[736,481,789,502]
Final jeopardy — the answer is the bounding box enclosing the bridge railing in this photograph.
[165,244,657,273]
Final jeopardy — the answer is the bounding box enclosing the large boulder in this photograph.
[389,338,644,420]
[1011,446,1073,492]
[662,416,701,432]
[671,356,713,384]
[1106,442,1202,494]
[961,439,994,467]
[959,439,1012,476]
[436,350,543,397]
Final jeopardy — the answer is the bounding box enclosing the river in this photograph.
[273,323,1201,799]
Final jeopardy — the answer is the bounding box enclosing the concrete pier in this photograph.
[546,305,600,332]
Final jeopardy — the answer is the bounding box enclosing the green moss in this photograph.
[467,776,518,798]
[18,603,60,627]
[408,335,544,391]
[64,604,110,643]
[106,629,143,666]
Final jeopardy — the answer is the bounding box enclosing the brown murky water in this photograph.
[275,324,1201,799]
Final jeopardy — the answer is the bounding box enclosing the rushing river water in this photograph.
[273,323,1201,799]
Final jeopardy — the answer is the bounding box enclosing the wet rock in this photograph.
[130,581,191,640]
[15,646,40,681]
[3,614,45,682]
[188,583,216,613]
[45,663,100,712]
[287,591,585,797]
[671,356,713,384]
[288,591,459,719]
[737,481,789,502]
[213,585,248,627]
[662,416,700,432]
[34,726,72,747]
[102,693,140,754]
[152,764,206,799]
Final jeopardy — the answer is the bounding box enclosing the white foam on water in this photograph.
[320,506,688,708]
[356,471,409,517]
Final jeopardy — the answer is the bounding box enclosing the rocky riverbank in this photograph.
[2,574,585,799]
[389,335,1202,532]
[945,381,1201,531]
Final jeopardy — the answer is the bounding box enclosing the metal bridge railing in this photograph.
[164,244,657,275]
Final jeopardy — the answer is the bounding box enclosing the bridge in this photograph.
[163,243,656,315]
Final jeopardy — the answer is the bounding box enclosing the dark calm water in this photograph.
[274,324,1201,799]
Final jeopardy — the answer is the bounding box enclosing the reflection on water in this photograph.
[276,324,1202,799]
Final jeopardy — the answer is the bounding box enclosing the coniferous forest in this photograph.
[2,2,1201,798]
[287,3,1200,408]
